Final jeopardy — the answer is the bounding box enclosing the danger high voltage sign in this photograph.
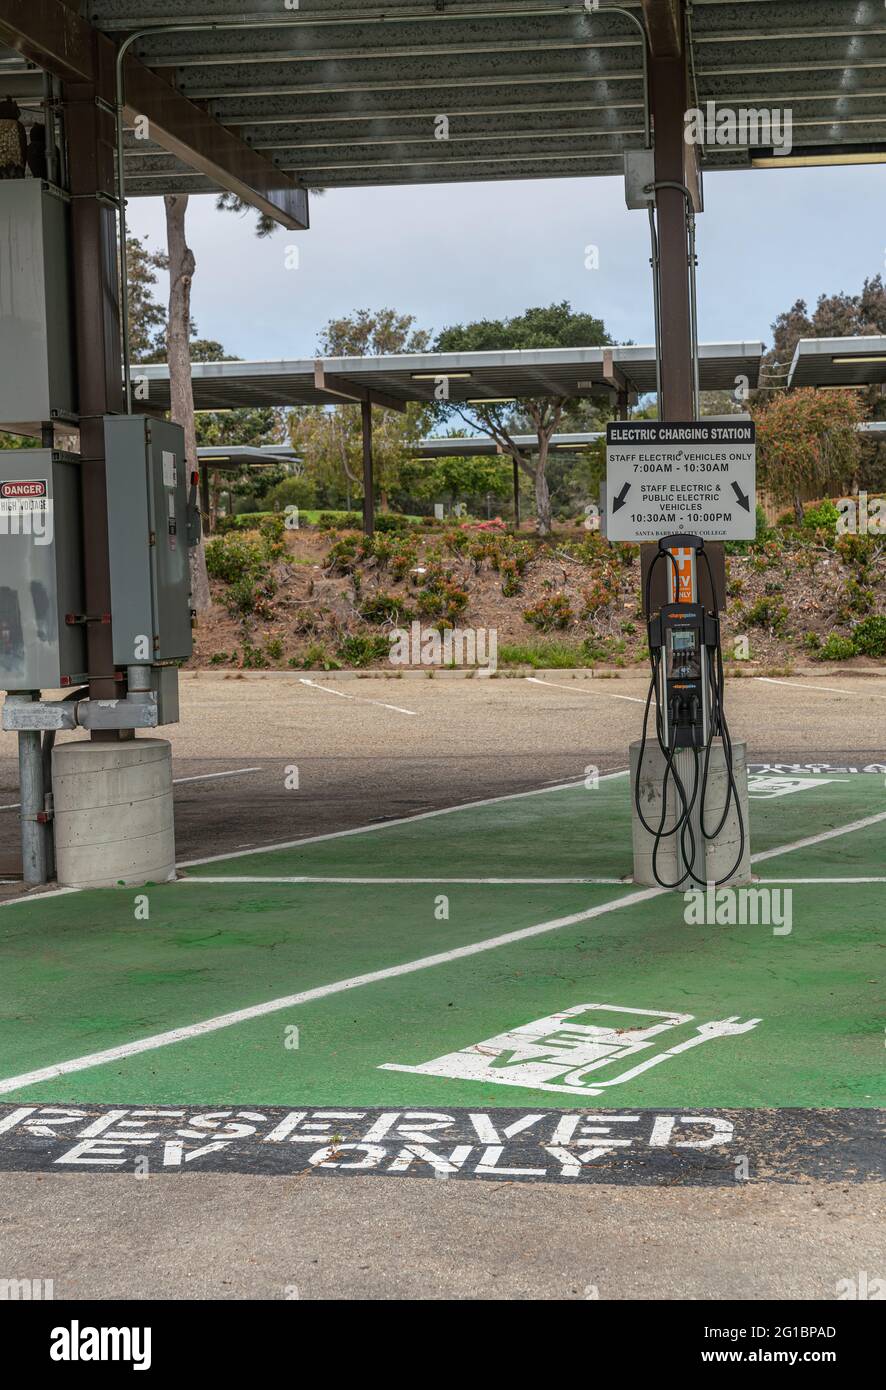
[605,421,756,543]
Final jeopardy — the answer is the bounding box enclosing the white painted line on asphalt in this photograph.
[2,805,883,1090]
[178,770,629,868]
[0,765,263,815]
[173,767,262,785]
[755,677,886,700]
[526,676,644,704]
[299,677,417,716]
[182,876,626,886]
[756,877,886,884]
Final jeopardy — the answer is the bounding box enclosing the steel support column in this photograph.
[361,399,374,538]
[650,46,694,423]
[64,52,124,722]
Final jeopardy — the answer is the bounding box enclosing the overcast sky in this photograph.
[127,163,886,363]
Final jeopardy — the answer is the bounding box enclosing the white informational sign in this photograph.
[605,421,756,542]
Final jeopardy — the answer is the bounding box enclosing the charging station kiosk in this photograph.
[606,421,756,888]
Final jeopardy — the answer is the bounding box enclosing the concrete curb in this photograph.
[181,664,886,683]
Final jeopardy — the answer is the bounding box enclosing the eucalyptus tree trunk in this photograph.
[165,193,211,613]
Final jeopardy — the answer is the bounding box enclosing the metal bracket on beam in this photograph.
[313,362,408,415]
[602,349,639,399]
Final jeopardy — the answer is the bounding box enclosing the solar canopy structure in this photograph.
[0,0,876,196]
[138,342,763,412]
[416,432,604,457]
[789,337,886,389]
[4,2,886,202]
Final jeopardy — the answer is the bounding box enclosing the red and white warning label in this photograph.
[0,479,48,512]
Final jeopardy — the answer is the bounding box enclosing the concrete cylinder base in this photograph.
[52,738,175,888]
[630,738,751,888]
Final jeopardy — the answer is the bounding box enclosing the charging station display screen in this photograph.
[667,627,701,678]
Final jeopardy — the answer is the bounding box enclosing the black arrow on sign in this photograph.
[731,481,750,512]
[612,482,631,512]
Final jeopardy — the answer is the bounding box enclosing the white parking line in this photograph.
[299,678,417,716]
[755,677,886,700]
[526,676,644,704]
[0,765,262,813]
[757,877,886,884]
[183,876,625,886]
[1,805,882,1093]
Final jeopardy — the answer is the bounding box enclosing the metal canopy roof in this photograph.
[137,342,762,411]
[788,336,886,388]
[5,1,885,197]
[416,432,603,456]
[196,444,300,470]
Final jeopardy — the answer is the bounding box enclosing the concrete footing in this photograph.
[630,738,751,888]
[52,737,175,888]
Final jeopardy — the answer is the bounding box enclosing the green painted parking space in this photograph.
[0,773,883,1111]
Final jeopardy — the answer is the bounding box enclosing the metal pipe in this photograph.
[8,694,49,886]
[41,71,59,187]
[647,207,663,414]
[644,180,701,420]
[600,6,651,148]
[688,211,701,418]
[53,77,68,192]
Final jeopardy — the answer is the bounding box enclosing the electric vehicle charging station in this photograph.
[605,421,756,889]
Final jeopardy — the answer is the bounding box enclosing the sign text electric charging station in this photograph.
[605,421,756,543]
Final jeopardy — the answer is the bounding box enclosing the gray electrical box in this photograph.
[104,415,194,666]
[0,181,77,429]
[0,450,86,690]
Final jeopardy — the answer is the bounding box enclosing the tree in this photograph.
[288,310,432,507]
[432,302,612,534]
[398,452,512,512]
[755,387,865,522]
[164,194,210,612]
[126,234,168,363]
[760,277,886,490]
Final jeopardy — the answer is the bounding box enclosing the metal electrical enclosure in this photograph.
[0,451,86,690]
[0,182,77,428]
[104,416,194,666]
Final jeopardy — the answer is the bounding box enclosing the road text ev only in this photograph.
[0,1106,734,1180]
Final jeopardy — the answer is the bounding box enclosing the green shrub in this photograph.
[327,535,361,573]
[205,534,267,584]
[852,614,886,658]
[746,596,788,631]
[241,642,269,669]
[802,499,840,533]
[360,591,414,625]
[523,592,573,631]
[373,513,411,533]
[817,633,856,661]
[317,511,361,531]
[295,643,341,671]
[337,633,390,667]
[265,475,317,512]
